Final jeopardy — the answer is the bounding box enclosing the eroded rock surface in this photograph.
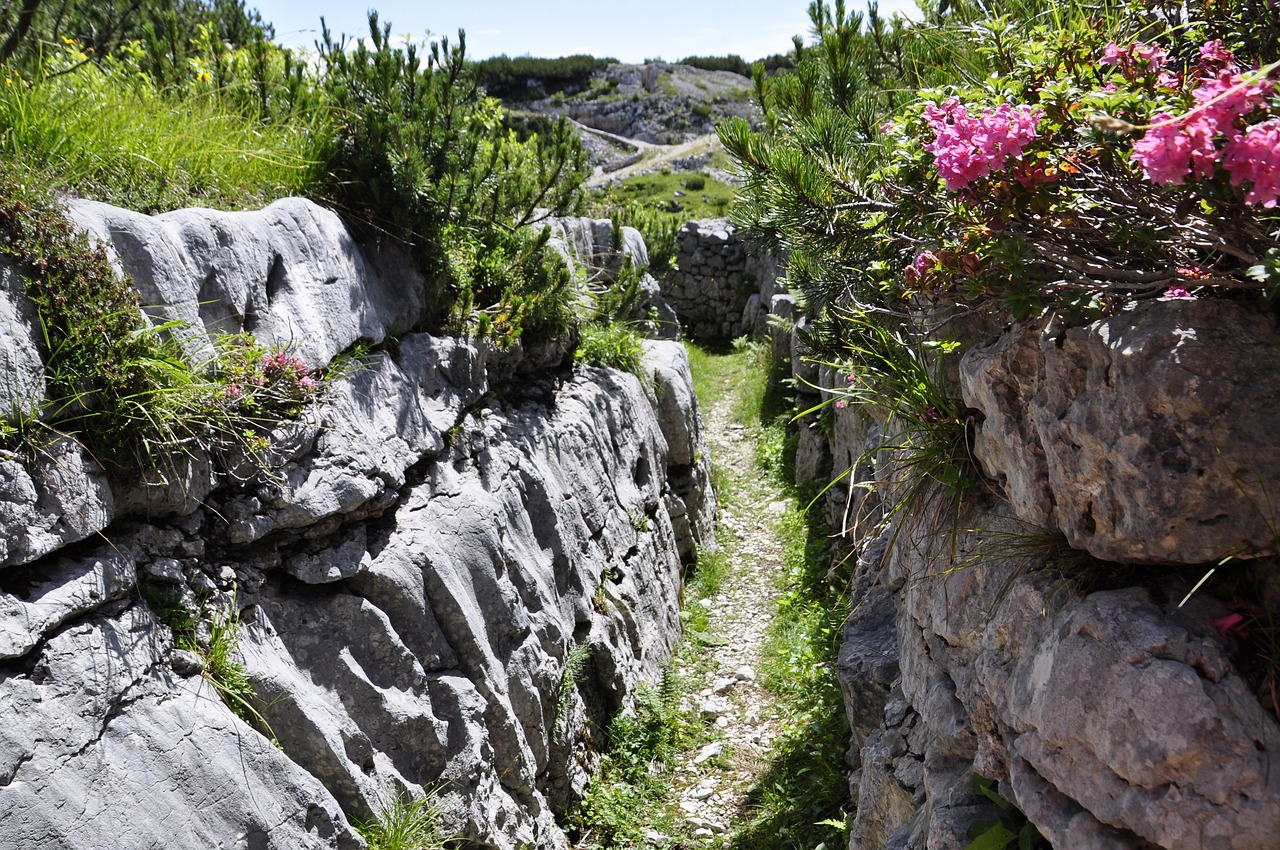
[0,198,714,849]
[68,197,423,366]
[961,299,1280,563]
[810,299,1280,850]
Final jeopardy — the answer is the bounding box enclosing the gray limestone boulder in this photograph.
[0,602,360,849]
[642,340,716,561]
[0,260,43,419]
[231,362,688,849]
[0,545,135,659]
[67,197,423,367]
[962,299,1280,563]
[0,196,716,850]
[869,493,1280,850]
[0,439,113,568]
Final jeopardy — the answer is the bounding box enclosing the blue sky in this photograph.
[250,0,922,63]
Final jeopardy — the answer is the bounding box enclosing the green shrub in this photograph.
[595,202,680,276]
[682,173,706,191]
[0,0,274,72]
[678,54,752,77]
[470,53,614,99]
[316,14,589,343]
[576,323,646,378]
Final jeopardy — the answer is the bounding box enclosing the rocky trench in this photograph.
[0,199,714,848]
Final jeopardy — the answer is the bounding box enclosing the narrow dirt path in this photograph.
[664,388,794,840]
[582,130,722,188]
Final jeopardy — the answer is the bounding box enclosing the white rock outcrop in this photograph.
[0,198,714,849]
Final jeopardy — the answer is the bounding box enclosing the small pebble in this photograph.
[694,742,724,764]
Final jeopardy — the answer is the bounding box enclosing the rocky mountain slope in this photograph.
[513,61,760,150]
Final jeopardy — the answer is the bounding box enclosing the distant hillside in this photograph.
[494,60,763,146]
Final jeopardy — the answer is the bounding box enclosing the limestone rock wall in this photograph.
[791,299,1280,850]
[663,219,782,342]
[0,199,714,849]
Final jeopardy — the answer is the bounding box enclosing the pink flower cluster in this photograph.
[923,98,1041,192]
[1100,40,1177,87]
[262,351,317,386]
[904,250,939,288]
[1129,41,1280,207]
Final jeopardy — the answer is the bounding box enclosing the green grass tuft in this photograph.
[355,790,449,850]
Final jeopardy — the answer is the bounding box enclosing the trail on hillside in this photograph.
[579,127,723,189]
[661,381,794,840]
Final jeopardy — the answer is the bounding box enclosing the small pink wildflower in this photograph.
[1212,612,1246,638]
[1221,119,1280,207]
[1131,115,1194,183]
[298,375,319,390]
[1100,41,1124,67]
[1100,41,1169,79]
[1132,42,1169,70]
[1192,71,1271,131]
[224,383,243,400]
[1131,64,1277,199]
[922,98,1041,192]
[905,250,940,288]
[1197,39,1239,76]
[1162,286,1194,299]
[834,399,846,410]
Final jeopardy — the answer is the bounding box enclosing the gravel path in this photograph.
[582,129,723,189]
[664,392,792,841]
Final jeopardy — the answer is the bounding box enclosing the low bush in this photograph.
[471,53,614,99]
[723,0,1280,508]
[0,168,329,478]
[576,322,647,378]
[678,54,752,77]
[316,15,589,344]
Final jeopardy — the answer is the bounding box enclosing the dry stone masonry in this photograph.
[0,200,714,849]
[663,219,782,342]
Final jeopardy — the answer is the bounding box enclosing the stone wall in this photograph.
[663,219,782,342]
[0,199,715,849]
[788,299,1280,850]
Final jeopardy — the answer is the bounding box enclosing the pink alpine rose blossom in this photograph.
[1221,119,1280,207]
[923,98,1041,191]
[1130,115,1194,183]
